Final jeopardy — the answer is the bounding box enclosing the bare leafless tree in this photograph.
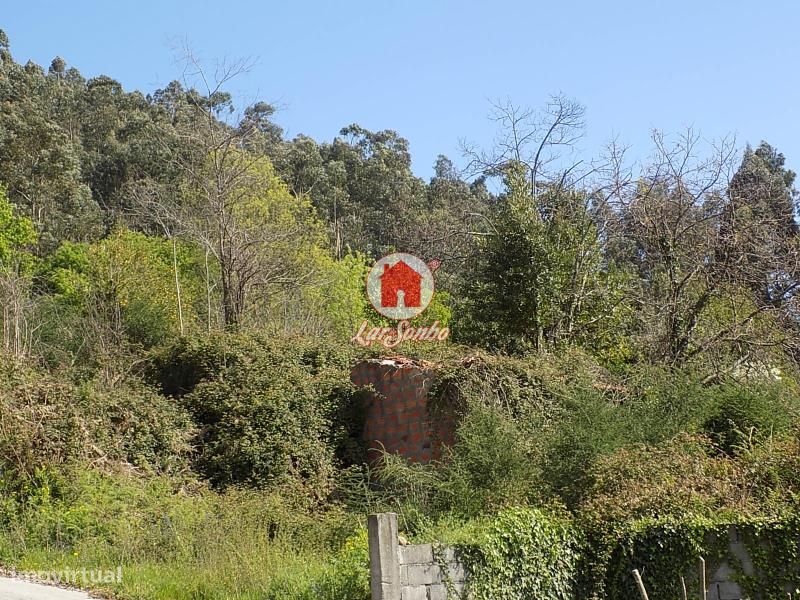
[462,94,588,197]
[604,128,800,375]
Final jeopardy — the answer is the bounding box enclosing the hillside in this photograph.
[1,26,800,599]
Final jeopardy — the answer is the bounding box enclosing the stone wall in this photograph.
[352,358,454,463]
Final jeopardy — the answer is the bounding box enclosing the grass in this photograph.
[9,547,336,600]
[0,467,370,600]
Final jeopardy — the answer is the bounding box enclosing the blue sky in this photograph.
[3,0,799,179]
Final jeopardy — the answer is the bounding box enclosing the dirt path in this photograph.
[0,576,93,599]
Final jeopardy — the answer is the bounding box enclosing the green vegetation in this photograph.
[0,468,370,600]
[0,28,800,599]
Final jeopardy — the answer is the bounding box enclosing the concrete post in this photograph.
[368,512,401,600]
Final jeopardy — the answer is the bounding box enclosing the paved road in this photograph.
[0,577,92,599]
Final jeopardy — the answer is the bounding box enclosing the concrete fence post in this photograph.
[368,512,401,600]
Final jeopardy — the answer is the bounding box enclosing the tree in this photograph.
[455,97,623,354]
[0,185,38,356]
[457,162,617,353]
[720,141,799,307]
[605,131,737,364]
[413,155,491,277]
[134,54,323,329]
[0,55,102,248]
[48,56,66,80]
[462,95,587,197]
[35,230,206,378]
[0,186,37,263]
[320,124,427,256]
[185,155,324,328]
[273,134,351,258]
[0,29,10,63]
[605,131,800,375]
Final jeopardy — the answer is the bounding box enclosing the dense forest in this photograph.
[2,28,800,600]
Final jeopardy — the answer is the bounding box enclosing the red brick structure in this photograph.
[351,357,454,463]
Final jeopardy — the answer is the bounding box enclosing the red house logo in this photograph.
[367,253,434,320]
[380,260,422,308]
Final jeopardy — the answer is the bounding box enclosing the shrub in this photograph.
[578,434,748,524]
[0,466,370,600]
[439,404,541,516]
[458,507,580,600]
[580,425,800,525]
[151,333,365,491]
[0,358,191,484]
[702,381,800,455]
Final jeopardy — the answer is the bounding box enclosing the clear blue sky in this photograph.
[3,0,799,179]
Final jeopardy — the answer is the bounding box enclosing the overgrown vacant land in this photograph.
[1,29,800,599]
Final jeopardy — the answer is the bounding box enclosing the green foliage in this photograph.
[703,382,799,455]
[424,354,712,509]
[569,429,800,598]
[0,185,36,266]
[579,435,744,523]
[539,365,715,505]
[34,230,207,370]
[456,507,580,600]
[456,162,625,354]
[409,440,800,599]
[91,229,205,345]
[442,405,541,515]
[364,352,574,520]
[590,515,721,600]
[579,514,800,600]
[0,467,369,600]
[0,357,191,483]
[0,54,103,246]
[151,333,364,490]
[4,30,800,600]
[0,186,39,356]
[381,354,800,520]
[271,250,371,338]
[266,530,370,600]
[40,241,92,303]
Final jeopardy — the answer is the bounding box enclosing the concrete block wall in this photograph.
[367,514,789,600]
[706,527,752,600]
[352,358,455,463]
[704,526,797,600]
[400,543,465,600]
[368,513,466,600]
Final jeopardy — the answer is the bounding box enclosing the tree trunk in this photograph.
[172,237,184,335]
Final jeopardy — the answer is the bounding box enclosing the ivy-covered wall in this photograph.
[593,515,800,600]
[374,509,800,600]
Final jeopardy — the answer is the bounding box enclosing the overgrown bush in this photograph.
[151,333,366,491]
[702,381,800,455]
[538,365,716,506]
[0,466,370,600]
[0,357,191,485]
[377,352,800,524]
[457,507,580,600]
[442,404,541,515]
